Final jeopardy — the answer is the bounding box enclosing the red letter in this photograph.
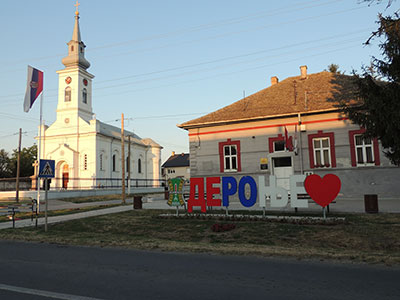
[206,177,221,207]
[188,177,206,213]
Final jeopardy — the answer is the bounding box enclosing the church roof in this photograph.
[96,120,162,148]
[178,71,357,129]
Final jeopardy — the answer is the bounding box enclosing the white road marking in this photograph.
[0,283,105,300]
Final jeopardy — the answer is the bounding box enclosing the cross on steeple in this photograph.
[74,1,80,14]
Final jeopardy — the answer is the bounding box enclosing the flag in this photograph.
[284,126,293,151]
[24,66,43,112]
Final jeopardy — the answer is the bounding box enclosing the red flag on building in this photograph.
[284,126,293,151]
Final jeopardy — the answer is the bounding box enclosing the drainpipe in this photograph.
[298,113,304,174]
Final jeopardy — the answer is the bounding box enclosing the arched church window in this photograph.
[71,45,74,52]
[65,87,71,102]
[82,88,87,104]
[112,154,116,172]
[138,158,142,174]
[84,154,88,170]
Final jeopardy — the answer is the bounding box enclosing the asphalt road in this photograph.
[0,241,399,300]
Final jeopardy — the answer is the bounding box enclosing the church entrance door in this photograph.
[62,164,69,189]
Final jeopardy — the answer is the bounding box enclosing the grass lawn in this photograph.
[0,209,399,265]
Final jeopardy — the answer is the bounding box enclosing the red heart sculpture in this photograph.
[304,174,341,207]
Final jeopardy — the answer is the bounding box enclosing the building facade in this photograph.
[178,66,400,201]
[38,9,162,189]
[161,152,190,181]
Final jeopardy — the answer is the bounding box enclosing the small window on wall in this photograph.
[219,139,241,173]
[84,154,88,170]
[82,88,87,104]
[308,131,336,168]
[112,154,116,172]
[224,145,238,171]
[355,135,374,164]
[274,140,285,152]
[313,138,331,167]
[100,154,103,170]
[65,87,71,102]
[349,129,380,167]
[138,159,142,173]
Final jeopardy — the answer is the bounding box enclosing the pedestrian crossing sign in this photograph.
[39,160,55,178]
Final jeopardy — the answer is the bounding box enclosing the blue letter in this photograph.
[222,176,237,207]
[238,176,257,207]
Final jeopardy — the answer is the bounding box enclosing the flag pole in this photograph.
[36,92,43,212]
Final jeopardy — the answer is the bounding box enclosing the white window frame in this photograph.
[223,145,238,172]
[313,137,331,167]
[354,134,375,166]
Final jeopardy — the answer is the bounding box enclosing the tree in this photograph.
[0,149,12,178]
[327,63,342,74]
[9,145,37,177]
[339,13,400,165]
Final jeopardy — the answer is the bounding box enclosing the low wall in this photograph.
[0,187,165,201]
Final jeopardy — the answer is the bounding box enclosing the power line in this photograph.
[0,28,371,103]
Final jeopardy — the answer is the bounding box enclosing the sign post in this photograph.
[38,160,55,232]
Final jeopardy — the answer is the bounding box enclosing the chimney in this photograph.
[271,76,279,86]
[300,65,308,79]
[172,151,175,156]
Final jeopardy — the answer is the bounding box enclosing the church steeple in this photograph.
[56,1,95,124]
[62,1,90,70]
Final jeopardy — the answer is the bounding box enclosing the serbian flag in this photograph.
[24,66,43,112]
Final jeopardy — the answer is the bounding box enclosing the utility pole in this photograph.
[128,135,131,195]
[15,128,22,203]
[121,113,126,204]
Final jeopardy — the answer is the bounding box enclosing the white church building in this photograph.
[38,8,162,190]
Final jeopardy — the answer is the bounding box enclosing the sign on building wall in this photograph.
[260,157,268,170]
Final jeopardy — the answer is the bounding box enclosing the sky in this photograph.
[0,0,397,163]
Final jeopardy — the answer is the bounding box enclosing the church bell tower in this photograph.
[56,2,95,125]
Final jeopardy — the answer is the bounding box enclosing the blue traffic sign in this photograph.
[38,160,55,178]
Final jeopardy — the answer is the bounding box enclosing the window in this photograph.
[273,157,292,167]
[218,139,241,172]
[84,154,88,170]
[355,135,374,164]
[65,87,71,102]
[268,134,289,153]
[71,45,74,52]
[349,129,380,167]
[138,158,142,173]
[100,154,103,170]
[308,130,336,168]
[274,141,285,152]
[224,145,238,171]
[82,88,87,104]
[112,154,116,172]
[313,138,331,167]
